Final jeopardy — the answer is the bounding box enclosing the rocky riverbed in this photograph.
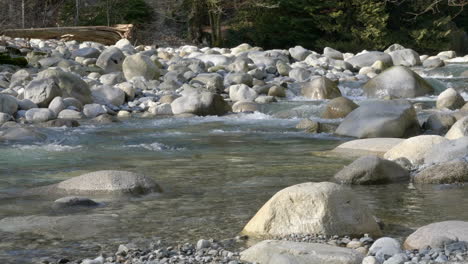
[1,36,468,264]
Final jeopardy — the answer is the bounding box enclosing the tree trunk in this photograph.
[22,0,25,29]
[75,0,80,26]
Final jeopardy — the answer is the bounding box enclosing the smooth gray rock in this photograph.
[48,96,65,115]
[289,46,312,61]
[63,97,83,111]
[171,91,230,116]
[389,49,421,67]
[0,94,18,115]
[322,97,358,119]
[301,77,341,100]
[333,155,409,184]
[36,69,92,104]
[229,84,258,102]
[324,47,344,60]
[363,66,434,99]
[369,237,403,263]
[83,103,106,118]
[224,72,253,87]
[96,47,125,73]
[53,196,99,208]
[24,78,61,107]
[240,240,365,264]
[335,100,420,139]
[58,109,84,120]
[122,53,159,81]
[404,221,468,250]
[424,136,468,165]
[25,108,55,123]
[436,88,465,110]
[17,99,37,110]
[190,73,224,93]
[414,160,468,184]
[0,127,46,142]
[346,51,393,69]
[72,47,101,59]
[423,113,456,135]
[445,116,468,140]
[91,85,125,106]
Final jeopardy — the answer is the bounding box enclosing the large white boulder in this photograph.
[384,135,449,166]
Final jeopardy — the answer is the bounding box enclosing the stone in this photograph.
[171,91,230,116]
[363,66,434,99]
[24,78,61,107]
[335,100,420,139]
[115,38,135,54]
[196,239,211,250]
[122,53,159,81]
[423,113,457,135]
[0,94,18,115]
[229,84,258,102]
[382,253,408,264]
[63,97,83,111]
[384,44,406,53]
[423,57,444,68]
[91,85,125,106]
[0,113,12,124]
[0,127,46,142]
[25,108,55,123]
[100,72,125,86]
[53,196,99,208]
[83,103,107,118]
[232,101,259,113]
[445,116,468,140]
[346,51,393,69]
[289,46,312,61]
[301,77,341,100]
[276,60,291,76]
[414,160,468,184]
[333,155,409,184]
[48,96,66,115]
[148,103,173,115]
[362,256,379,264]
[96,47,125,73]
[224,72,253,87]
[190,73,224,93]
[240,240,364,264]
[41,119,80,128]
[255,95,276,104]
[54,170,161,195]
[324,47,344,60]
[289,68,312,82]
[197,54,233,66]
[17,99,37,110]
[384,135,449,166]
[36,69,92,104]
[115,82,135,101]
[241,182,382,238]
[72,47,100,59]
[436,88,465,110]
[268,85,286,97]
[389,49,421,67]
[93,113,119,123]
[58,109,84,120]
[369,237,403,263]
[404,221,468,250]
[159,94,178,104]
[9,69,32,88]
[424,136,468,165]
[333,138,404,156]
[321,97,358,119]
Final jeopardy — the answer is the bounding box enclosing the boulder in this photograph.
[324,47,344,60]
[240,240,364,264]
[383,135,449,166]
[321,97,358,119]
[368,237,403,263]
[9,69,32,88]
[122,53,159,81]
[190,73,224,93]
[171,91,230,116]
[363,66,434,99]
[83,103,107,118]
[229,84,258,102]
[389,49,421,67]
[0,94,18,115]
[232,101,259,113]
[423,113,457,135]
[58,109,84,120]
[335,100,420,139]
[72,47,100,59]
[445,116,468,140]
[346,51,393,69]
[224,72,253,87]
[54,170,161,195]
[289,46,312,61]
[301,77,341,100]
[268,85,286,97]
[36,69,92,104]
[289,68,312,82]
[424,136,468,165]
[404,221,468,250]
[147,103,173,116]
[25,108,55,123]
[63,97,84,111]
[333,155,409,184]
[423,57,444,68]
[48,96,66,115]
[436,88,465,110]
[96,47,125,73]
[333,138,404,156]
[91,85,125,106]
[24,78,61,107]
[384,44,406,53]
[241,182,382,238]
[17,99,38,111]
[414,160,468,184]
[100,72,125,85]
[0,127,46,142]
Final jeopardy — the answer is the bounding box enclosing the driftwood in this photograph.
[0,24,133,45]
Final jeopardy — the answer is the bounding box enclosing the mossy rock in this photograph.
[0,54,28,67]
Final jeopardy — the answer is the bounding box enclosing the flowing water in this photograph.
[0,64,468,263]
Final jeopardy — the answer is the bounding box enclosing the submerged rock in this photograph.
[53,196,100,208]
[0,127,46,142]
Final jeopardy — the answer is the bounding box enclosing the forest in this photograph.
[1,0,468,54]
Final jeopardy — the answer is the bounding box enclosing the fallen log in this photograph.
[0,24,133,45]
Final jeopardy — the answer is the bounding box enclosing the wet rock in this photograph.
[289,46,312,61]
[436,88,465,110]
[91,85,125,106]
[242,182,382,238]
[48,96,66,115]
[363,66,434,99]
[232,101,259,113]
[346,51,393,69]
[25,108,55,123]
[301,77,341,100]
[0,94,18,115]
[333,155,409,184]
[63,97,83,111]
[267,85,286,97]
[92,113,119,123]
[404,221,468,250]
[423,57,444,68]
[229,84,258,102]
[83,103,106,118]
[53,196,99,208]
[0,127,46,141]
[58,109,84,120]
[414,160,468,184]
[171,91,230,116]
[445,116,468,140]
[321,97,358,119]
[324,47,344,60]
[36,69,92,104]
[190,73,224,93]
[17,99,37,111]
[384,135,449,166]
[148,103,172,115]
[41,119,80,128]
[423,113,457,135]
[369,237,403,263]
[389,49,421,67]
[424,136,468,165]
[333,138,404,156]
[240,240,364,264]
[335,100,420,139]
